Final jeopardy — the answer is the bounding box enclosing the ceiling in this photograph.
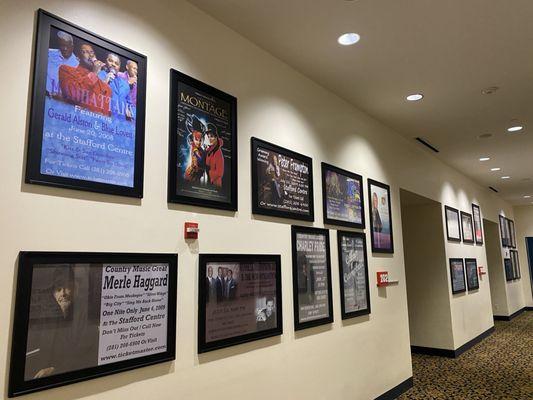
[189,0,533,205]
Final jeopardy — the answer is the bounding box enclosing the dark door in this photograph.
[527,238,533,299]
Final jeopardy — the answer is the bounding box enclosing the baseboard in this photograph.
[374,377,413,400]
[411,326,495,358]
[494,306,531,321]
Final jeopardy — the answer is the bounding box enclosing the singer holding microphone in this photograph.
[97,53,133,119]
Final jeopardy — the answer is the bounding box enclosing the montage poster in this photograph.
[198,255,282,352]
[25,10,146,197]
[337,231,370,319]
[9,252,177,397]
[449,258,466,294]
[322,163,365,229]
[291,226,333,329]
[168,70,237,210]
[252,138,314,221]
[368,179,394,253]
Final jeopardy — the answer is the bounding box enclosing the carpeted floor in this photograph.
[399,311,533,400]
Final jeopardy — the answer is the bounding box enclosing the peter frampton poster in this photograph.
[198,255,282,353]
[9,252,177,397]
[25,10,146,197]
[168,70,237,211]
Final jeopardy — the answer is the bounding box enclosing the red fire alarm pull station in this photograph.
[478,266,486,276]
[184,222,199,239]
[377,271,389,286]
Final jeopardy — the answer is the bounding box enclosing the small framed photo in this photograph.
[508,219,516,249]
[445,206,461,242]
[9,252,177,397]
[291,226,333,330]
[449,258,466,294]
[368,179,394,253]
[510,250,521,280]
[337,231,370,319]
[499,215,510,247]
[504,258,513,281]
[251,137,314,221]
[198,254,282,353]
[168,69,238,211]
[321,163,365,229]
[471,204,483,245]
[465,258,479,291]
[25,10,147,198]
[460,212,474,244]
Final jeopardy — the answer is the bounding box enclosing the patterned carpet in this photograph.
[399,311,533,400]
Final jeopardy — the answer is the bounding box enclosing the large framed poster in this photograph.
[499,215,510,247]
[9,252,177,397]
[291,226,333,330]
[198,254,282,353]
[25,10,146,198]
[368,179,394,253]
[251,138,314,221]
[504,258,513,281]
[168,70,237,211]
[337,231,370,319]
[321,163,365,229]
[445,206,461,242]
[508,219,516,249]
[510,250,521,280]
[460,211,474,244]
[472,204,483,245]
[449,258,466,294]
[465,258,479,291]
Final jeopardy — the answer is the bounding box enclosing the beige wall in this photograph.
[0,0,527,399]
[512,205,533,307]
[400,194,454,349]
[484,219,510,316]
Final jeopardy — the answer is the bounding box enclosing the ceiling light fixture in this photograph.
[337,33,360,46]
[406,93,424,101]
[507,125,523,132]
[479,157,490,161]
[524,195,531,198]
[490,168,501,171]
[501,176,511,179]
[482,86,499,95]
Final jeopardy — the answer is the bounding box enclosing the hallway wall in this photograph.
[511,205,533,307]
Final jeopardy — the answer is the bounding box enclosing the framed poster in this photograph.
[25,10,146,198]
[321,163,365,229]
[9,252,177,397]
[198,254,282,353]
[291,226,333,330]
[368,179,394,253]
[510,250,521,280]
[449,258,466,294]
[508,219,516,249]
[499,215,510,247]
[504,258,513,281]
[251,137,314,221]
[337,231,370,319]
[472,204,483,245]
[460,212,474,244]
[168,70,237,211]
[465,258,479,291]
[445,206,461,242]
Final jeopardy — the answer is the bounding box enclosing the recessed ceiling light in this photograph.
[338,33,360,46]
[501,176,511,179]
[490,168,501,171]
[406,93,424,101]
[479,157,490,161]
[482,86,499,95]
[507,125,523,132]
[524,195,531,198]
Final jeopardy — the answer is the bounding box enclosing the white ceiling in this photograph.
[190,0,533,205]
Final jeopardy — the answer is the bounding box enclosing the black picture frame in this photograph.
[510,250,521,280]
[499,215,510,248]
[337,230,371,319]
[251,137,314,221]
[445,206,461,242]
[460,211,475,244]
[291,226,333,330]
[9,251,177,397]
[25,9,147,198]
[449,258,466,294]
[168,69,238,211]
[465,258,479,291]
[508,219,516,249]
[197,254,282,353]
[367,179,394,253]
[472,204,483,245]
[504,258,513,281]
[321,163,365,229]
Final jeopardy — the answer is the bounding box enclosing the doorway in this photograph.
[526,238,533,301]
